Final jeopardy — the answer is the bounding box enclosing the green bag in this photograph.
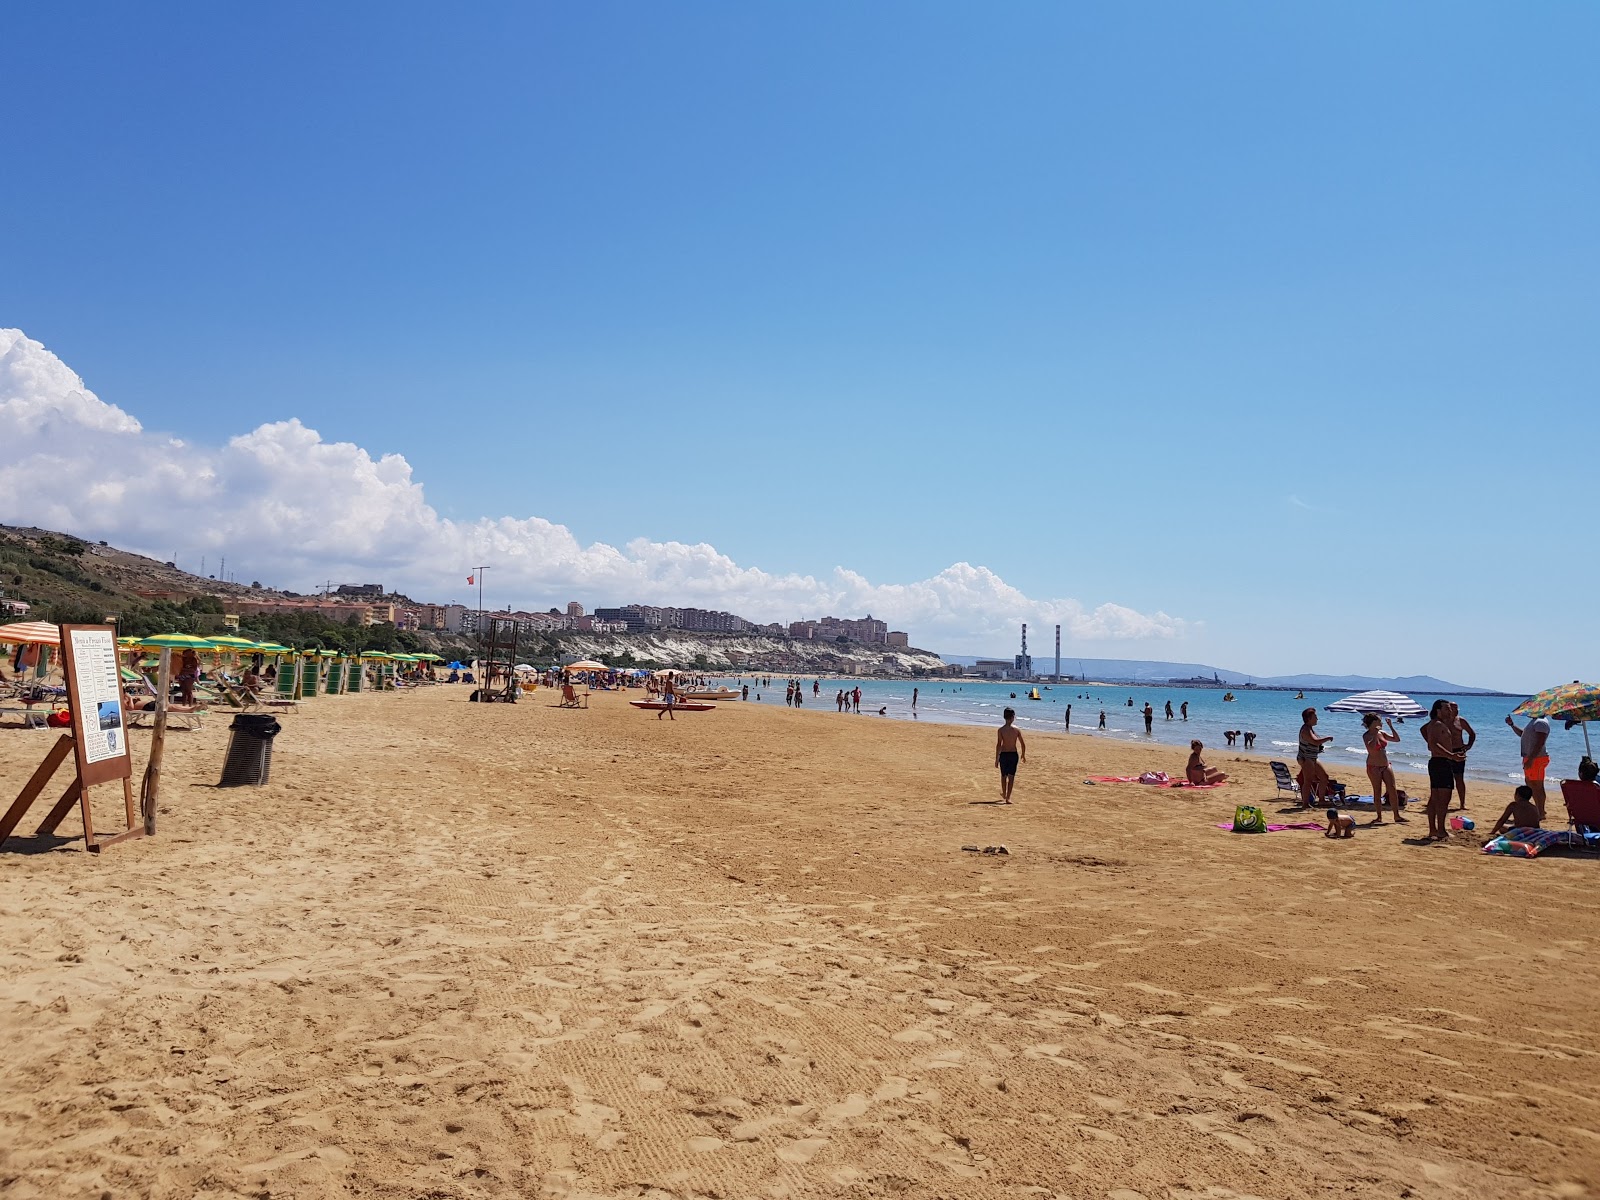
[1232,804,1267,833]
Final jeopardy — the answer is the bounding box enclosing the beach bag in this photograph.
[1231,804,1267,833]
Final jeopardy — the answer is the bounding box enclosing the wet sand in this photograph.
[1,687,1595,1198]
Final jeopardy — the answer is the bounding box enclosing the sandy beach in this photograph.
[2,687,1596,1199]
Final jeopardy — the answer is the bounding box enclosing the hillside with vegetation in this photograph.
[0,525,473,657]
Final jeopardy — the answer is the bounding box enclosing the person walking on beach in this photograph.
[1297,707,1334,809]
[995,708,1026,802]
[1504,710,1552,819]
[852,686,861,713]
[1447,701,1476,810]
[658,674,677,720]
[1421,701,1464,839]
[1142,703,1154,734]
[1362,713,1405,824]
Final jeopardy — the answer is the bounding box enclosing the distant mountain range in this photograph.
[936,654,1504,695]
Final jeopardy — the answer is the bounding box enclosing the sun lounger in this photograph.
[127,704,205,731]
[0,706,51,729]
[558,684,589,709]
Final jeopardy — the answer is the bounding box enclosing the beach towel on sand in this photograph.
[1088,774,1228,790]
[1216,817,1322,833]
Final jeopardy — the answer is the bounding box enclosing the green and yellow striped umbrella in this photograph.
[138,633,215,649]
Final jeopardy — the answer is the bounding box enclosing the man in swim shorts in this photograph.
[996,708,1026,803]
[1504,712,1551,818]
[1421,701,1463,840]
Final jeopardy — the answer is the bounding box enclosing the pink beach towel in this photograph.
[1213,822,1322,832]
[1088,774,1228,790]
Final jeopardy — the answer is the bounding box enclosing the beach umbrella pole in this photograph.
[139,648,171,836]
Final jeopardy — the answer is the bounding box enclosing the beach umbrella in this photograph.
[1324,690,1428,719]
[206,635,260,650]
[1513,681,1600,758]
[138,632,216,649]
[564,660,607,672]
[447,661,465,670]
[0,621,61,645]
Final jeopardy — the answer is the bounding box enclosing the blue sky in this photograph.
[3,2,1596,691]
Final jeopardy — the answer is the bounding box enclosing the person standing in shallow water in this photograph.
[1098,710,1107,730]
[1064,704,1071,731]
[1180,701,1188,721]
[1142,703,1154,733]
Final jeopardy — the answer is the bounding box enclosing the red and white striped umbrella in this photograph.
[0,621,60,646]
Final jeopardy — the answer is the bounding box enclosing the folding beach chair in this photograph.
[1269,761,1302,805]
[1560,779,1600,846]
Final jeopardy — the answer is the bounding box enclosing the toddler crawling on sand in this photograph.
[1325,809,1355,839]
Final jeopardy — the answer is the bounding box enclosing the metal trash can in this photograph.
[219,713,282,787]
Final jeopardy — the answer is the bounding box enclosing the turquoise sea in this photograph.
[720,678,1590,790]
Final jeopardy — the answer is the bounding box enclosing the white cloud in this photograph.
[0,329,1188,651]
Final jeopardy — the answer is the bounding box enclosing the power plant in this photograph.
[1014,623,1033,677]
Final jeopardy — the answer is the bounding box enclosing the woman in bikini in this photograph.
[1362,712,1405,824]
[1296,707,1334,808]
[1185,740,1227,786]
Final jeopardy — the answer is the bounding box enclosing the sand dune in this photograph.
[2,688,1595,1198]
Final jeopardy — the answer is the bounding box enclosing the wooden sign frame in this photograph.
[0,624,143,853]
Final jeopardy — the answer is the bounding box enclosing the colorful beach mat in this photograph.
[1214,821,1322,833]
[1481,827,1595,858]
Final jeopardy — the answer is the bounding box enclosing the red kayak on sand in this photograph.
[629,699,716,712]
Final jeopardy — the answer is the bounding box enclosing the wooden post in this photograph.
[139,647,171,836]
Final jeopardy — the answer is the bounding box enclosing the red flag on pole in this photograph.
[467,574,474,584]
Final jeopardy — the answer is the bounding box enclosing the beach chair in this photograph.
[1269,761,1302,805]
[1560,779,1600,842]
[558,683,588,709]
[215,681,261,711]
[127,703,205,732]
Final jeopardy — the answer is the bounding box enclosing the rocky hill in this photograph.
[550,629,945,675]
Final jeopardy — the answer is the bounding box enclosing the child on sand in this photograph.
[1489,786,1542,836]
[1325,809,1355,838]
[995,708,1026,803]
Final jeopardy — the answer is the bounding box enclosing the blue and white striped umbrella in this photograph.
[1324,690,1428,718]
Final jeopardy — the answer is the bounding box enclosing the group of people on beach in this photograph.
[1294,699,1580,844]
